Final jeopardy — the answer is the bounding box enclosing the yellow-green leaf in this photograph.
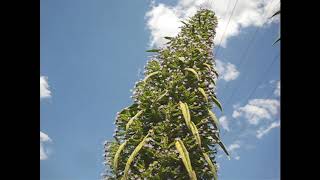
[203,152,217,180]
[113,140,127,171]
[156,90,168,102]
[179,101,191,125]
[207,109,219,128]
[198,87,208,102]
[189,121,201,147]
[144,71,159,82]
[175,139,197,180]
[210,94,223,112]
[185,68,200,81]
[203,63,212,70]
[126,110,143,130]
[122,133,150,180]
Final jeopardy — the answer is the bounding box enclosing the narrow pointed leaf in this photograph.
[198,87,208,102]
[144,71,159,82]
[189,121,201,146]
[122,133,150,180]
[185,68,200,81]
[207,109,219,128]
[179,101,191,125]
[203,63,211,70]
[273,37,280,45]
[270,10,280,19]
[126,110,143,130]
[218,140,230,157]
[113,140,127,171]
[164,36,173,40]
[210,94,223,112]
[203,152,217,180]
[212,133,230,157]
[156,90,168,102]
[175,139,197,180]
[146,49,160,52]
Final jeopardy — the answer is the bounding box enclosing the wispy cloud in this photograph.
[40,76,52,160]
[216,59,240,81]
[40,131,51,160]
[227,140,241,160]
[40,76,51,99]
[256,121,280,139]
[219,115,230,131]
[145,0,280,48]
[232,99,280,125]
[274,81,280,97]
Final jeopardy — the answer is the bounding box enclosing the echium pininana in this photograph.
[103,9,229,180]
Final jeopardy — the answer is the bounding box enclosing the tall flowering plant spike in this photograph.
[103,9,229,179]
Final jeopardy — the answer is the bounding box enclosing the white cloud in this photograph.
[274,81,280,97]
[40,131,51,160]
[145,0,280,48]
[227,141,241,160]
[216,59,240,81]
[40,76,51,99]
[256,121,280,139]
[232,99,280,125]
[219,116,230,131]
[228,142,240,152]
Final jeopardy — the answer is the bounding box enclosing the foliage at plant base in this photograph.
[103,9,229,180]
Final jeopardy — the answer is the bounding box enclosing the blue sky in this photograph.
[40,0,280,179]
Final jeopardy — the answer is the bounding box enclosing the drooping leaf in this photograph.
[210,94,223,112]
[113,140,127,171]
[270,10,280,19]
[207,109,219,128]
[126,110,143,130]
[122,132,150,180]
[189,121,202,147]
[179,101,191,125]
[203,63,211,70]
[146,49,160,53]
[144,71,160,82]
[198,87,208,103]
[273,37,280,45]
[175,139,197,180]
[156,90,168,102]
[185,68,200,81]
[212,133,230,158]
[164,36,173,40]
[203,152,218,180]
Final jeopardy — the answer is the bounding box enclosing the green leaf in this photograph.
[203,152,218,180]
[126,110,143,130]
[175,139,197,180]
[164,36,173,40]
[156,90,168,102]
[144,71,160,82]
[189,121,202,147]
[203,63,211,70]
[146,49,160,52]
[210,94,223,112]
[179,101,191,125]
[207,109,219,128]
[185,68,200,81]
[198,87,208,103]
[122,132,151,180]
[113,140,127,171]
